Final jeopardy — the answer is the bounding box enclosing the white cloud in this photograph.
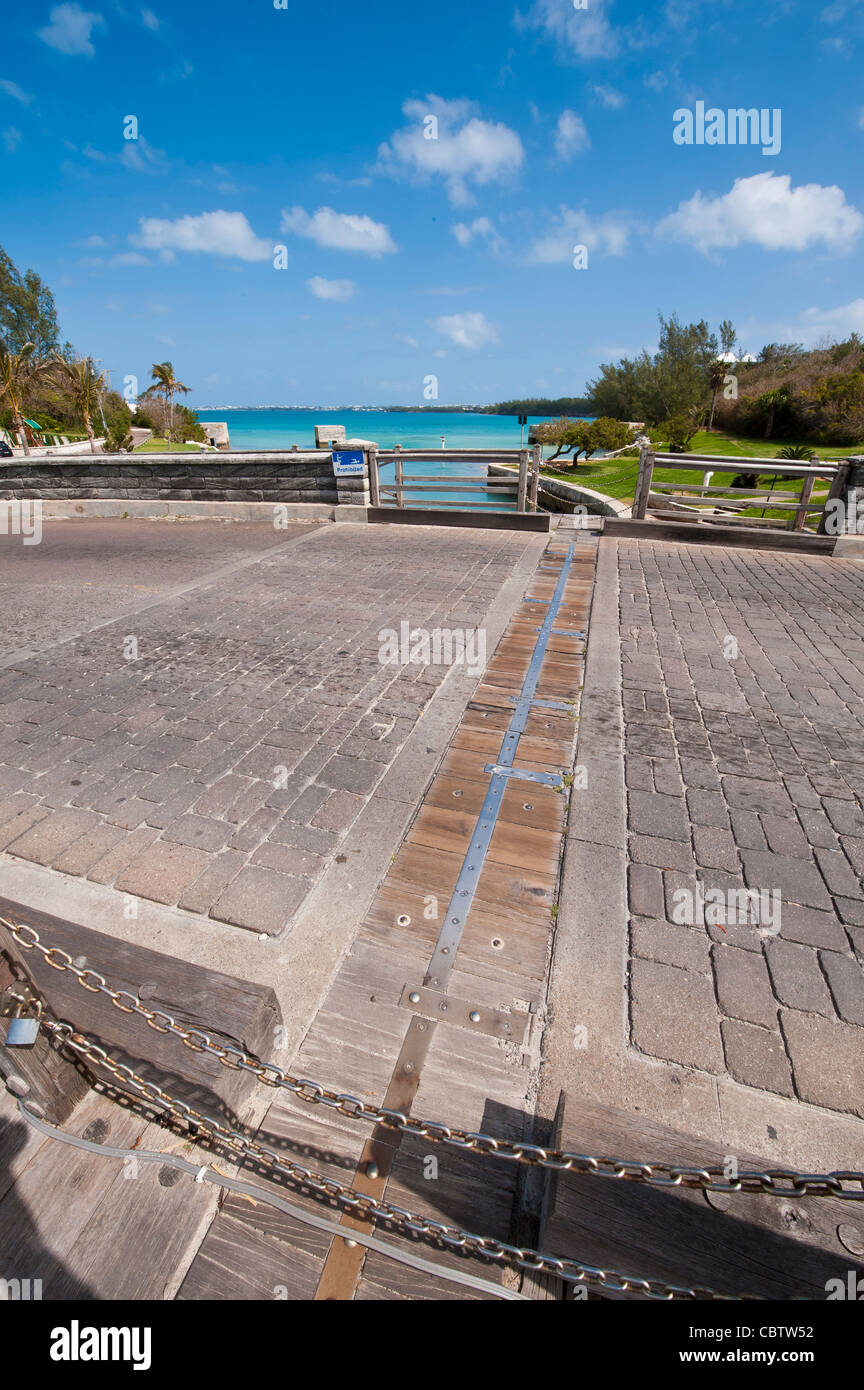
[657,172,864,254]
[554,109,590,159]
[37,4,104,57]
[3,127,22,153]
[307,276,356,301]
[134,210,272,261]
[377,95,523,206]
[527,205,631,261]
[516,0,621,60]
[432,311,498,349]
[592,84,626,110]
[281,205,396,256]
[451,217,504,252]
[120,135,167,173]
[0,81,32,105]
[796,298,864,340]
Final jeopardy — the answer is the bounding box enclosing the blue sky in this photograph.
[3,0,864,405]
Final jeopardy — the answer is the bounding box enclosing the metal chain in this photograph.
[42,1017,741,1301]
[4,916,864,1201]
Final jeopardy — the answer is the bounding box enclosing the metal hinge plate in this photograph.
[399,984,529,1045]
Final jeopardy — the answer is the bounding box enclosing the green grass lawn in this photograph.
[132,438,207,453]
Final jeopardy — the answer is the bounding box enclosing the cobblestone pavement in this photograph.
[0,520,535,935]
[620,540,864,1117]
[0,518,305,658]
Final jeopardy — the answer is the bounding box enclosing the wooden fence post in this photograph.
[529,444,541,512]
[368,448,380,508]
[517,449,529,513]
[792,472,815,532]
[634,444,655,519]
[817,458,853,535]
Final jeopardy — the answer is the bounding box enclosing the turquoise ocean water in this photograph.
[194,408,573,509]
[194,408,558,451]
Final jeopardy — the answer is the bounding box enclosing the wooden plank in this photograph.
[0,898,280,1118]
[1,948,90,1123]
[178,1212,325,1301]
[542,1095,864,1300]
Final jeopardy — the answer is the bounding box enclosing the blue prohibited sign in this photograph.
[332,449,366,477]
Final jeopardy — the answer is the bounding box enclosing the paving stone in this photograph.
[229,806,281,852]
[191,774,254,821]
[795,806,839,851]
[720,1018,794,1097]
[138,767,201,804]
[741,850,833,911]
[692,825,739,871]
[0,805,50,851]
[282,784,330,825]
[210,865,312,935]
[780,1010,864,1117]
[87,825,160,886]
[164,814,233,853]
[630,917,711,974]
[628,863,665,919]
[722,776,793,816]
[52,822,127,877]
[729,810,766,851]
[760,814,810,858]
[820,951,864,1025]
[685,788,729,829]
[764,937,833,1016]
[251,842,325,878]
[822,797,864,835]
[318,754,382,795]
[178,850,246,915]
[115,841,211,905]
[630,957,724,1072]
[312,789,364,834]
[815,847,863,901]
[713,944,778,1028]
[629,834,694,872]
[778,901,849,951]
[624,756,654,792]
[842,836,864,876]
[628,789,690,842]
[4,808,100,866]
[835,897,864,928]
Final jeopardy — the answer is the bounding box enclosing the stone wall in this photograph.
[0,451,369,507]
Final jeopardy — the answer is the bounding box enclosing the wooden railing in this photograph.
[633,447,846,532]
[370,446,542,513]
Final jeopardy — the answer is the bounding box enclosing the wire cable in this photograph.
[17,1100,527,1302]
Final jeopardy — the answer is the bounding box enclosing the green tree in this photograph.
[0,246,61,357]
[718,319,737,355]
[142,361,190,438]
[52,355,108,453]
[757,387,791,440]
[0,342,52,455]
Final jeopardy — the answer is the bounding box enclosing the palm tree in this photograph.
[143,361,190,439]
[758,388,790,440]
[0,341,50,456]
[52,355,108,454]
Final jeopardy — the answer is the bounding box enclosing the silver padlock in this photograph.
[5,995,42,1047]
